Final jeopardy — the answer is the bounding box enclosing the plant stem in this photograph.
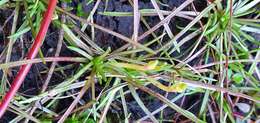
[0,57,86,69]
[0,0,58,117]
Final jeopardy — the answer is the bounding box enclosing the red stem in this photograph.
[0,0,57,117]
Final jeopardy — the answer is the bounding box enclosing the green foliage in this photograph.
[61,0,72,3]
[76,3,87,17]
[1,0,259,122]
[39,115,53,123]
[92,56,107,84]
[0,0,8,6]
[65,114,95,123]
[232,73,244,84]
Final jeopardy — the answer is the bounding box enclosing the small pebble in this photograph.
[236,103,251,113]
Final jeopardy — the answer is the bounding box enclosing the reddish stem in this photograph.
[0,0,57,117]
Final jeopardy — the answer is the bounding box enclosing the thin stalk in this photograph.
[23,0,46,64]
[1,2,19,94]
[0,0,58,117]
[138,0,194,41]
[132,0,140,50]
[57,73,93,123]
[25,3,66,121]
[0,57,85,69]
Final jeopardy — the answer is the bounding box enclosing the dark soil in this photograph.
[0,0,212,122]
[81,0,205,121]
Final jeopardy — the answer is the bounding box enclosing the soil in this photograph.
[1,0,252,122]
[0,0,214,122]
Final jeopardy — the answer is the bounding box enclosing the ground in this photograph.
[0,0,259,122]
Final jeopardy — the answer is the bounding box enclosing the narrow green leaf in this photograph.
[0,0,8,6]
